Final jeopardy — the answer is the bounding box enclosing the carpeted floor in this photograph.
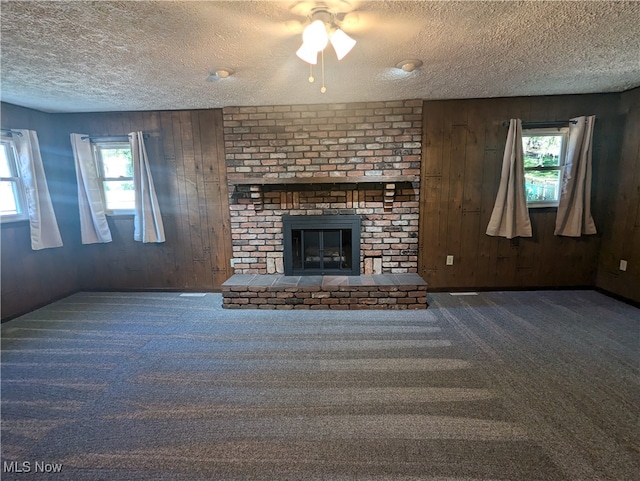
[1,290,638,480]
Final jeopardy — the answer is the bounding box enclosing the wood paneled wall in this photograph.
[418,94,623,291]
[2,90,638,319]
[1,103,81,318]
[1,105,233,319]
[596,88,640,303]
[59,109,233,291]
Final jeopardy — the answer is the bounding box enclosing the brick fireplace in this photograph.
[223,99,423,274]
[221,99,427,309]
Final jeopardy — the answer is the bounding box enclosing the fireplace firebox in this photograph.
[283,215,361,276]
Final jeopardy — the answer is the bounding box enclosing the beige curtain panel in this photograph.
[130,132,165,243]
[70,133,113,244]
[13,129,63,250]
[486,119,532,239]
[555,116,597,237]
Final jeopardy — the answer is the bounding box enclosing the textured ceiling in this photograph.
[1,1,639,113]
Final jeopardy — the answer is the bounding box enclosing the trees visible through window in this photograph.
[522,128,568,207]
[0,135,27,221]
[93,142,134,213]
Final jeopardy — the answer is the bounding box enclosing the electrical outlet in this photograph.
[619,260,628,272]
[446,255,454,266]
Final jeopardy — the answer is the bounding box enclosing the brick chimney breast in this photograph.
[223,100,423,275]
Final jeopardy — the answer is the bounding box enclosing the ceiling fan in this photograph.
[286,1,363,92]
[287,0,362,35]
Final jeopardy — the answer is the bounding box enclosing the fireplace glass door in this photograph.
[292,229,352,272]
[283,215,360,276]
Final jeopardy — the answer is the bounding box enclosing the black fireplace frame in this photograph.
[282,215,361,276]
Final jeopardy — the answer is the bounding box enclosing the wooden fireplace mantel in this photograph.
[227,175,419,210]
[226,175,419,186]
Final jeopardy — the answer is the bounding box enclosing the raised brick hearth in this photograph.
[222,274,428,310]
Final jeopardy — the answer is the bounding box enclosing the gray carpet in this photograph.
[1,290,638,480]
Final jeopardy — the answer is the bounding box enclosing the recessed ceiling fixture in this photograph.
[207,68,234,81]
[395,60,423,73]
[295,7,356,94]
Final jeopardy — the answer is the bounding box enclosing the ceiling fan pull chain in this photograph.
[320,50,326,93]
[308,64,314,83]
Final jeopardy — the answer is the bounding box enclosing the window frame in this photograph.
[92,141,135,216]
[522,126,569,209]
[0,134,29,223]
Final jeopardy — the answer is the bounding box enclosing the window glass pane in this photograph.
[0,144,14,177]
[103,180,135,210]
[0,181,19,215]
[525,170,561,203]
[523,135,563,168]
[100,147,133,178]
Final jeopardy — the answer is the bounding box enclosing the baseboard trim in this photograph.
[1,290,78,323]
[427,285,639,309]
[594,287,640,309]
[80,287,222,294]
[1,288,224,323]
[4,285,635,323]
[427,285,593,293]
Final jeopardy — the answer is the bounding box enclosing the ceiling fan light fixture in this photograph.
[294,6,357,93]
[302,19,329,52]
[296,43,319,65]
[330,28,356,60]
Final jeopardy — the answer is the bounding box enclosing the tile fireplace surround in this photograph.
[222,100,427,309]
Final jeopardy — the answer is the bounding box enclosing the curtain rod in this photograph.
[0,129,23,137]
[81,133,150,142]
[502,120,578,128]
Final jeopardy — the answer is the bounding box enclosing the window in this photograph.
[522,127,568,207]
[93,142,134,214]
[0,135,27,221]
